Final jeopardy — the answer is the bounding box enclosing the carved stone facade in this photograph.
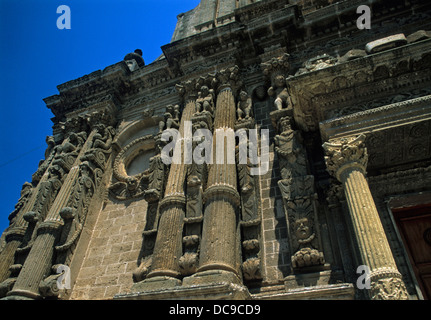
[1,0,431,300]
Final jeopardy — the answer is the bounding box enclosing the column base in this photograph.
[129,276,182,294]
[115,270,250,300]
[4,289,41,300]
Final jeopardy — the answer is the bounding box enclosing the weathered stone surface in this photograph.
[365,34,407,54]
[2,0,431,301]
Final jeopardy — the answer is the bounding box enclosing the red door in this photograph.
[393,204,431,300]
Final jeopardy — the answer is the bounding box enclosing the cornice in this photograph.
[289,38,431,132]
[320,94,431,141]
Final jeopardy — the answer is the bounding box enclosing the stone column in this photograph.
[4,125,101,299]
[143,82,197,284]
[0,132,84,296]
[0,136,66,283]
[191,67,242,285]
[5,127,99,300]
[198,87,241,275]
[3,109,121,300]
[323,134,408,300]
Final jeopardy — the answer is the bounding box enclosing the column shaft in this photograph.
[7,131,96,299]
[0,141,64,282]
[323,135,408,299]
[198,87,241,275]
[342,168,396,270]
[147,98,195,278]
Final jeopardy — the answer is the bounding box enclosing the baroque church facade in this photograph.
[1,0,431,300]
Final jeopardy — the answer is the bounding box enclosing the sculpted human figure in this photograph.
[166,104,180,129]
[236,91,253,120]
[267,75,290,110]
[8,182,33,225]
[195,86,215,114]
[274,130,307,179]
[92,124,114,150]
[159,105,180,132]
[186,175,202,218]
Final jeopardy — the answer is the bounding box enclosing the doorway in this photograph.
[393,204,431,300]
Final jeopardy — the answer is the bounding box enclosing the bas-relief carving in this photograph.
[109,135,156,201]
[5,6,431,299]
[323,134,368,181]
[261,53,292,112]
[0,108,118,299]
[236,138,262,282]
[39,122,116,298]
[270,100,325,272]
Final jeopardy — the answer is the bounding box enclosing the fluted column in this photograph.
[0,138,60,283]
[197,71,241,277]
[323,134,408,300]
[146,85,196,279]
[6,130,97,300]
[0,185,36,283]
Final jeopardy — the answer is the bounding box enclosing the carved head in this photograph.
[200,85,209,96]
[21,182,33,196]
[294,217,312,241]
[239,91,248,101]
[79,161,92,177]
[126,177,139,191]
[187,175,201,187]
[274,74,286,88]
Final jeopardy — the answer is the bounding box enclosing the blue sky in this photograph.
[0,0,201,233]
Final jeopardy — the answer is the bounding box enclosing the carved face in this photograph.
[126,177,138,191]
[294,217,311,240]
[274,75,285,88]
[200,86,209,96]
[240,91,248,100]
[187,175,201,187]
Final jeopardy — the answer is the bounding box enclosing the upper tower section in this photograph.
[171,0,265,42]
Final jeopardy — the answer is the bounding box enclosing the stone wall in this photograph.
[70,198,147,299]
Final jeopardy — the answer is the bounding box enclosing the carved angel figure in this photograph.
[267,75,290,110]
[159,104,180,132]
[195,86,215,114]
[236,91,253,120]
[92,125,114,150]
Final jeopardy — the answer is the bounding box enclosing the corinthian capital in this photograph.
[322,134,368,182]
[213,65,242,94]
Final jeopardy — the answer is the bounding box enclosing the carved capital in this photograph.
[177,74,215,102]
[323,134,368,182]
[213,65,242,94]
[37,220,63,235]
[261,53,290,79]
[367,267,408,300]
